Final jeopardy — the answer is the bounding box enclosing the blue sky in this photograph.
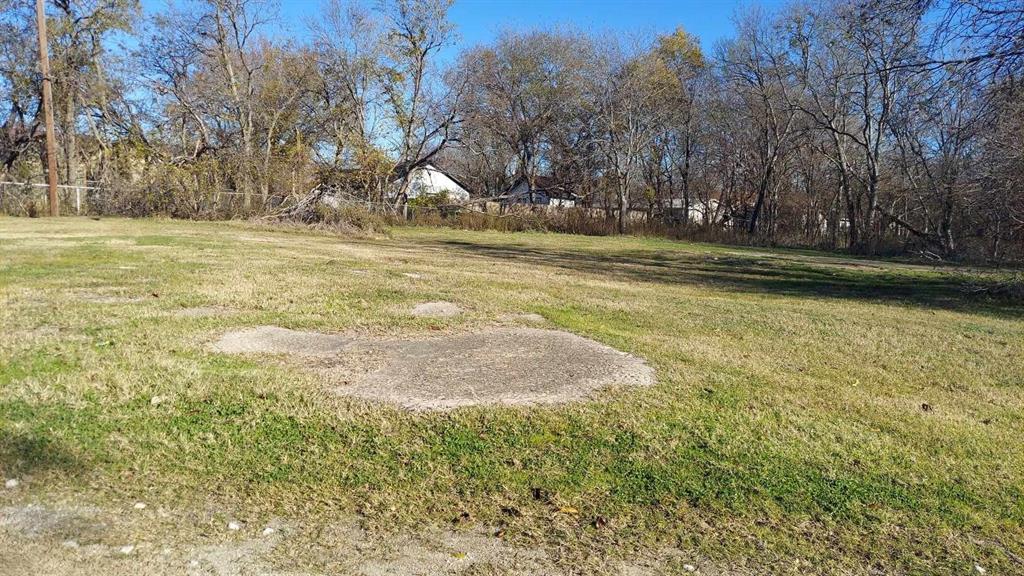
[445,0,775,52]
[141,0,781,60]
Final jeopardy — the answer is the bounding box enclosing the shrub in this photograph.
[310,204,389,236]
[963,271,1024,302]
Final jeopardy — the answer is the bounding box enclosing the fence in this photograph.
[0,181,286,218]
[0,181,107,216]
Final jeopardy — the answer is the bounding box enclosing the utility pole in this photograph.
[35,0,59,217]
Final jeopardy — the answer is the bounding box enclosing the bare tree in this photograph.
[2,0,1021,259]
[0,0,42,178]
[720,8,798,238]
[652,27,705,225]
[592,39,678,233]
[378,0,460,202]
[310,0,383,180]
[456,30,593,199]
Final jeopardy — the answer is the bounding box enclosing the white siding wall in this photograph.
[404,165,470,201]
[665,199,721,223]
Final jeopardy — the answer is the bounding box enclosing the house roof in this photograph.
[509,175,561,191]
[330,163,475,197]
[507,176,579,200]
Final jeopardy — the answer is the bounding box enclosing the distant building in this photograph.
[391,164,472,202]
[501,176,580,208]
[662,198,723,224]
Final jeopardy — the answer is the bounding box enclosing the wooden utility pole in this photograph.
[35,0,59,217]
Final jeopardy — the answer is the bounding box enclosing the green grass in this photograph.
[1,217,1023,573]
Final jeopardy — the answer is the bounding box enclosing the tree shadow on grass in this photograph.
[0,430,79,480]
[433,239,1024,320]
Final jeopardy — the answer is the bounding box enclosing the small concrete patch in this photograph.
[212,326,654,410]
[411,302,462,318]
[211,326,352,356]
[71,291,144,305]
[505,312,546,323]
[173,306,230,318]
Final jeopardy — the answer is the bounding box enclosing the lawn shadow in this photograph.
[0,429,79,480]
[432,239,1024,319]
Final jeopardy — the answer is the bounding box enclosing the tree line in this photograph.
[1,0,1022,260]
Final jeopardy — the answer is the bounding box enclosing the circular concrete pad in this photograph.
[211,326,654,410]
[332,327,654,410]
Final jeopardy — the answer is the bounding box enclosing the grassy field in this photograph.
[1,217,1023,574]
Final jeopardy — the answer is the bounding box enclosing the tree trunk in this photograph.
[864,163,879,254]
[747,163,773,234]
[681,131,692,228]
[64,89,79,190]
[617,183,628,234]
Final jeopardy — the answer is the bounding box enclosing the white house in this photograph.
[502,176,579,208]
[392,164,471,202]
[662,198,722,224]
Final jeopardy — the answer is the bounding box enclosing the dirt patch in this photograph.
[356,524,550,576]
[2,502,691,576]
[410,302,462,318]
[212,326,654,410]
[186,522,289,576]
[0,504,109,542]
[211,326,352,356]
[0,503,290,576]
